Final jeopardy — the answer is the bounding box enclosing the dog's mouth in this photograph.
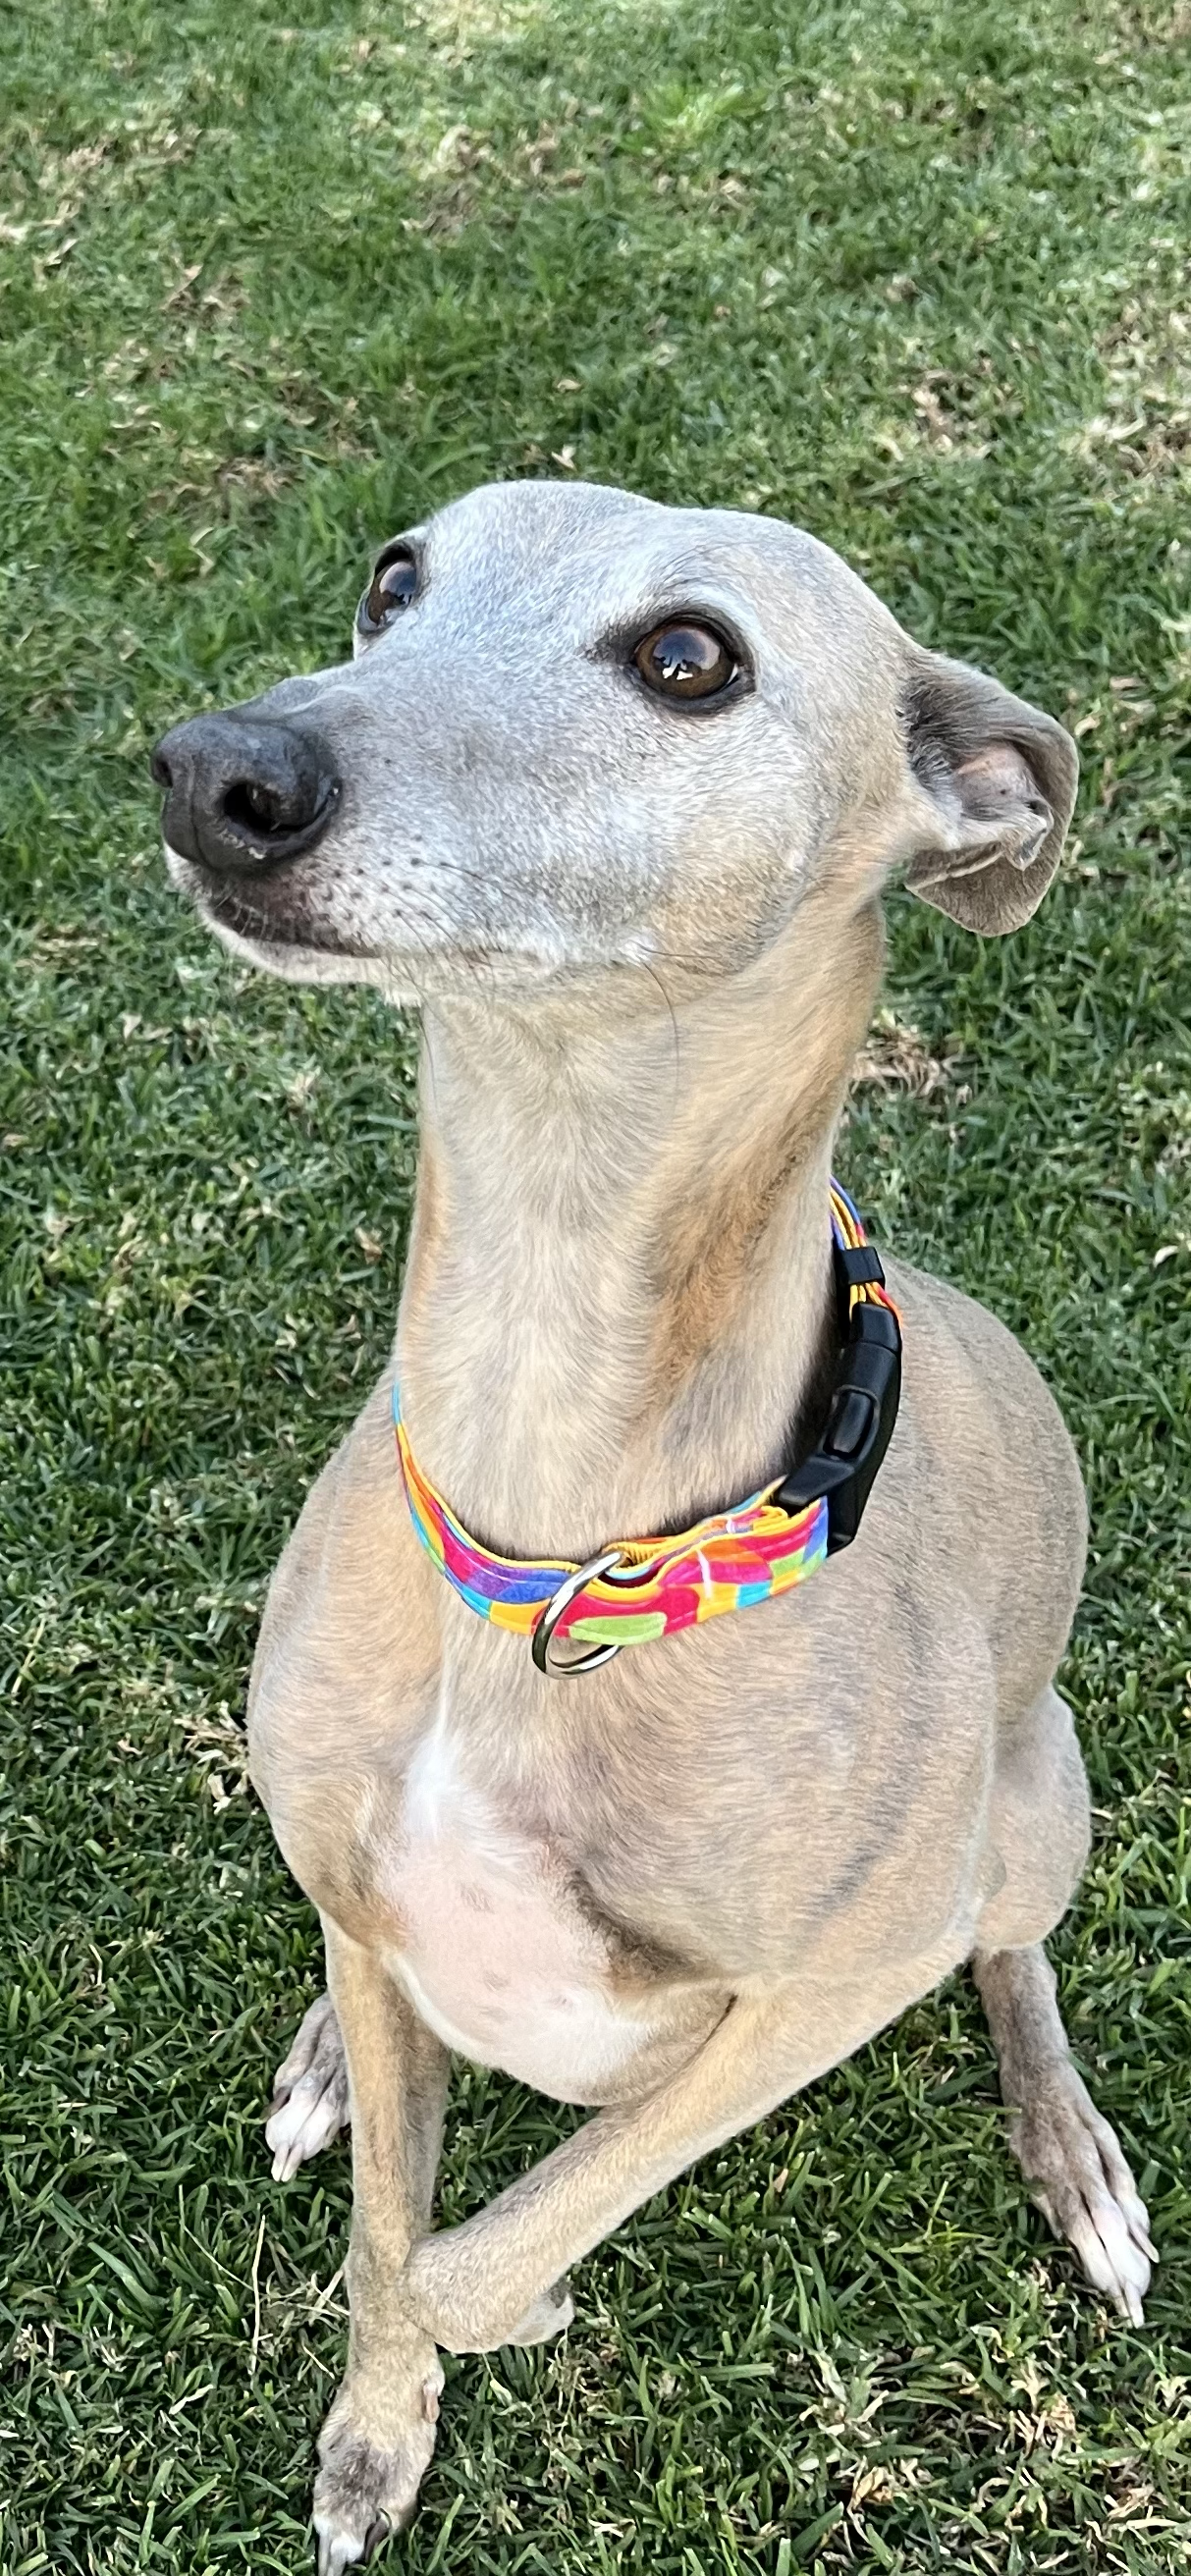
[174,855,373,961]
[168,838,601,999]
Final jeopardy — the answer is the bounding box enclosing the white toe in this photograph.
[267,2075,348,2181]
[265,1994,349,2178]
[1016,2071,1157,2326]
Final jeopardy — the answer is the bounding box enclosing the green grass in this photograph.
[2,0,1190,2566]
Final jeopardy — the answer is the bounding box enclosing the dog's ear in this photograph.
[899,650,1078,936]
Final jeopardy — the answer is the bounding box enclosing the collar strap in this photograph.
[394,1179,900,1677]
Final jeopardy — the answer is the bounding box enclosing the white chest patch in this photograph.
[382,1716,658,2102]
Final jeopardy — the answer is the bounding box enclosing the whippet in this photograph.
[154,478,1154,2571]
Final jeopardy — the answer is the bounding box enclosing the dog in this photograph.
[155,478,1155,2572]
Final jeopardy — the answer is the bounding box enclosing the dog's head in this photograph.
[155,478,1077,1001]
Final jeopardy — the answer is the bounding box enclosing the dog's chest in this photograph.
[380,1719,664,2102]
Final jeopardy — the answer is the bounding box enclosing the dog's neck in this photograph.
[395,895,885,1559]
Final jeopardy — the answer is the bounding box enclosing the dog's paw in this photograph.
[266,1992,350,2181]
[401,2231,572,2355]
[314,2356,443,2572]
[1010,2069,1157,2324]
[504,2276,574,2347]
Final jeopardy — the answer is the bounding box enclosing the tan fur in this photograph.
[156,479,1154,2570]
[650,908,879,1403]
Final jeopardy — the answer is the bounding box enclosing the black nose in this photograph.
[151,711,341,875]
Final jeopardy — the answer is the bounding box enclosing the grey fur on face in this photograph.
[159,477,1074,1002]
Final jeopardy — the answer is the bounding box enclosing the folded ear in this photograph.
[900,649,1079,935]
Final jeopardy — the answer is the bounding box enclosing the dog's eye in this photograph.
[633,620,736,702]
[360,549,418,632]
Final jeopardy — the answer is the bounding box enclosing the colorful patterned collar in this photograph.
[394,1180,900,1677]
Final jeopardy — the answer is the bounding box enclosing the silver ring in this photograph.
[531,1548,624,1677]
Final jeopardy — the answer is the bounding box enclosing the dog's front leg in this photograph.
[400,1945,958,2355]
[314,1920,450,2575]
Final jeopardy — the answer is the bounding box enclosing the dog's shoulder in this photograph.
[245,1370,441,1900]
[885,1253,1080,1479]
[873,1253,1086,1701]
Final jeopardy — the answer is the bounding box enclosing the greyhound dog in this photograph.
[154,479,1155,2570]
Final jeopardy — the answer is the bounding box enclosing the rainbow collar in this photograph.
[394,1181,900,1676]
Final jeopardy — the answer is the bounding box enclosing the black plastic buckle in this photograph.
[775,1250,901,1553]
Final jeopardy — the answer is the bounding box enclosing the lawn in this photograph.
[2,0,1190,2567]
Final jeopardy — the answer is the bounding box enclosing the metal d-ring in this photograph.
[531,1547,625,1678]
